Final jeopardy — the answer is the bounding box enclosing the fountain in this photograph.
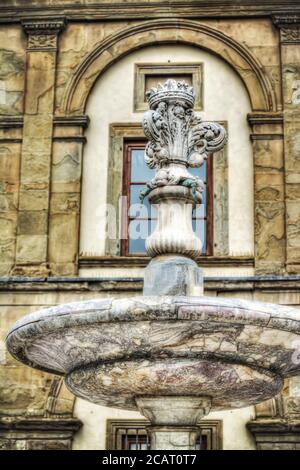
[6,80,300,450]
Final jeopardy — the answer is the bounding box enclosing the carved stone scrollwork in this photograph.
[141,79,227,201]
[272,14,300,26]
[280,27,300,44]
[272,14,300,44]
[141,79,227,258]
[27,34,58,50]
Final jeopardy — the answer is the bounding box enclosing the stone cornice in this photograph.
[247,419,300,434]
[0,115,89,129]
[0,116,23,129]
[53,115,90,128]
[79,255,254,268]
[0,2,300,22]
[21,18,67,36]
[1,275,300,293]
[0,416,82,433]
[247,112,283,126]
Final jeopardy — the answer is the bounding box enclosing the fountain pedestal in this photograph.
[136,397,211,450]
[6,80,300,450]
[143,255,203,296]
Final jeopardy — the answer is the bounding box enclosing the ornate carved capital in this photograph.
[22,18,66,51]
[141,79,226,200]
[272,14,300,44]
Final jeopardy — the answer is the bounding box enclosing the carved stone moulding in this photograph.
[134,63,203,112]
[272,14,300,44]
[27,35,58,50]
[280,27,300,44]
[21,18,67,35]
[142,79,226,177]
[247,419,300,450]
[21,18,66,51]
[0,416,82,450]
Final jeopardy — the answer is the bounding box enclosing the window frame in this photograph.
[106,419,223,450]
[134,63,203,112]
[121,139,214,257]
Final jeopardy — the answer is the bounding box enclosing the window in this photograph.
[134,63,203,112]
[121,140,213,256]
[106,420,222,450]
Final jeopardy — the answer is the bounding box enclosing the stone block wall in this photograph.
[0,4,299,277]
[0,0,300,450]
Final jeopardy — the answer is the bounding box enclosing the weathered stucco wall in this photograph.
[0,0,300,451]
[0,25,26,278]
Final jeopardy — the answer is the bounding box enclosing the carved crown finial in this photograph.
[141,79,227,203]
[146,79,195,109]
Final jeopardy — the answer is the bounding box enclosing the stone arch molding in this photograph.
[61,19,276,115]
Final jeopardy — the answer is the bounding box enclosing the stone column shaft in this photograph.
[14,19,65,276]
[136,396,211,451]
[147,426,200,451]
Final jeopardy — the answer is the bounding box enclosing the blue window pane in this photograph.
[129,186,158,218]
[131,149,155,182]
[149,218,157,234]
[129,237,146,254]
[129,219,149,239]
[130,185,151,213]
[128,219,148,254]
[128,220,157,254]
[192,219,206,253]
[129,202,149,219]
[148,204,158,219]
[127,146,208,255]
[193,188,206,217]
[188,162,206,181]
[129,202,158,219]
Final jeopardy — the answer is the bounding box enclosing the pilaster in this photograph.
[248,112,285,275]
[49,115,89,276]
[273,14,300,274]
[13,18,66,276]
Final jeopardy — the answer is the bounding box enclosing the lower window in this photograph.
[121,141,213,256]
[106,419,222,450]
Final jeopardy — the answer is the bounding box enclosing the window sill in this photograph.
[79,255,254,269]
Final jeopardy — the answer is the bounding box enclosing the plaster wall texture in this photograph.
[80,44,253,259]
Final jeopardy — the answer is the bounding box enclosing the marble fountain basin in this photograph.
[6,295,300,412]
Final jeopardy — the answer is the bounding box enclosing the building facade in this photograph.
[1,0,300,450]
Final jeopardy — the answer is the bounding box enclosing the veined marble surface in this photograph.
[6,295,300,411]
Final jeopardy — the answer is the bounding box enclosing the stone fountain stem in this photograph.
[136,397,212,450]
[137,80,227,450]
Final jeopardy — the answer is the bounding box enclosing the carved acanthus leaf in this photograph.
[141,80,227,197]
[280,27,300,43]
